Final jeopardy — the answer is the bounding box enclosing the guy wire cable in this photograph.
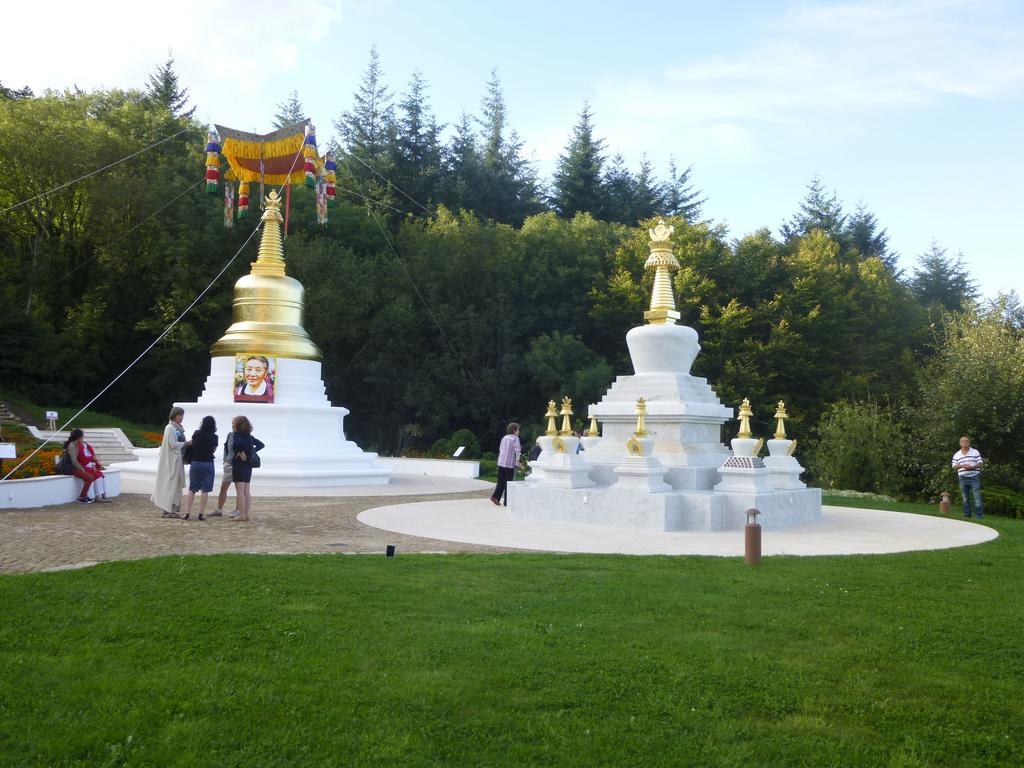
[335,152,496,411]
[0,126,192,216]
[3,127,323,481]
[0,221,264,484]
[56,178,206,285]
[343,151,434,216]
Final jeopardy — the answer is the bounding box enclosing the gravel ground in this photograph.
[0,490,524,574]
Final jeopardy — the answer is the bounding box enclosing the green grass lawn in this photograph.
[1,502,1022,766]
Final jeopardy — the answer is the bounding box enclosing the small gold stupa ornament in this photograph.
[558,396,574,436]
[211,190,322,361]
[737,398,753,439]
[643,219,681,326]
[633,397,648,437]
[544,400,558,436]
[774,401,788,439]
[587,415,600,437]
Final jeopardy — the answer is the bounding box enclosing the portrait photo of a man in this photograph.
[233,354,276,403]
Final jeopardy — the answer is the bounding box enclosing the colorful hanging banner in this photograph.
[223,182,235,229]
[215,120,311,186]
[324,151,337,208]
[303,126,318,188]
[205,130,221,193]
[316,176,328,227]
[238,181,249,218]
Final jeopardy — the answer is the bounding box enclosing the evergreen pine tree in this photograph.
[630,155,664,222]
[781,176,845,241]
[391,71,442,209]
[145,54,194,117]
[551,103,607,219]
[472,70,541,224]
[664,156,704,221]
[333,46,396,207]
[273,91,306,128]
[0,82,33,100]
[440,112,485,213]
[909,242,979,312]
[845,203,896,270]
[601,154,634,223]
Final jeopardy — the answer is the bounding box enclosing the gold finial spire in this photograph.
[209,189,322,361]
[737,398,753,439]
[643,219,681,326]
[634,397,648,437]
[545,400,558,436]
[587,414,599,437]
[559,396,573,436]
[774,401,788,439]
[251,190,287,277]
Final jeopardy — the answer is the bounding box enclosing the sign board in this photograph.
[0,443,16,460]
[452,446,466,458]
[45,411,58,420]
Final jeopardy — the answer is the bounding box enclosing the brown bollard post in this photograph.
[939,492,951,515]
[744,508,761,565]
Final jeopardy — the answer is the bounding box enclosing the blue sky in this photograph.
[3,0,1021,298]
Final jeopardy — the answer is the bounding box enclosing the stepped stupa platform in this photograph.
[114,190,391,493]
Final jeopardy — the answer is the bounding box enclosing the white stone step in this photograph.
[26,426,139,464]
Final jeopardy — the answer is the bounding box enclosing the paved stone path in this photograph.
[0,491,522,574]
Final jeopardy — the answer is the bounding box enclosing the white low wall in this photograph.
[0,470,121,510]
[379,457,480,479]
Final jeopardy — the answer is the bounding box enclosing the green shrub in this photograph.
[808,400,906,496]
[980,485,1024,519]
[427,428,482,459]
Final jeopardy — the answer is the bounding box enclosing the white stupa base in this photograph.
[713,486,823,529]
[763,454,808,489]
[610,455,671,493]
[526,435,594,489]
[112,356,391,493]
[509,483,822,531]
[714,465,776,494]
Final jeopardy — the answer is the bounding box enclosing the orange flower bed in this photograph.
[2,446,63,480]
[0,423,63,480]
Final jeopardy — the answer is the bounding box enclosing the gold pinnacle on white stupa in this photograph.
[545,400,558,436]
[643,219,681,326]
[558,396,574,436]
[587,415,600,437]
[774,401,788,439]
[633,397,648,437]
[737,398,753,439]
[250,190,287,277]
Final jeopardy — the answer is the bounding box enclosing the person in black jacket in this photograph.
[230,415,264,522]
[184,415,219,520]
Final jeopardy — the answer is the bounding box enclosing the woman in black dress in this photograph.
[230,415,264,522]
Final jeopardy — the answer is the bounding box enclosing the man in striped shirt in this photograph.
[490,422,521,507]
[951,435,984,519]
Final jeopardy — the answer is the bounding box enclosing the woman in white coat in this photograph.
[152,406,188,519]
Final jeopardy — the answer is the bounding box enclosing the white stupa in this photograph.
[116,191,391,494]
[509,220,821,530]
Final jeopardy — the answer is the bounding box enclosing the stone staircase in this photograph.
[0,403,22,424]
[27,426,139,465]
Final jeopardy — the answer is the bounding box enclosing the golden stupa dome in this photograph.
[210,190,322,361]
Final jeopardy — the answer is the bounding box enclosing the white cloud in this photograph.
[0,0,345,126]
[585,0,1023,164]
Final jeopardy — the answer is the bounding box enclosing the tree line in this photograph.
[1,52,1020,503]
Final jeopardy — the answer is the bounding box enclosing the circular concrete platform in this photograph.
[358,499,998,556]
